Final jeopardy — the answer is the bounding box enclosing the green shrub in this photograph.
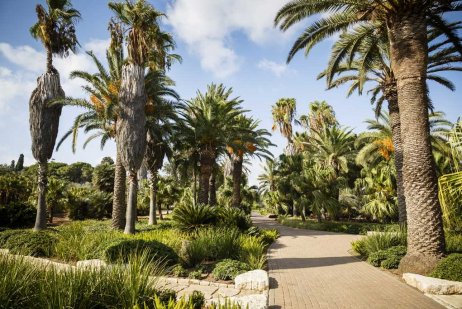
[446,233,462,253]
[351,231,406,257]
[104,239,178,265]
[239,235,267,269]
[0,202,36,228]
[0,229,23,247]
[188,268,203,279]
[366,245,406,268]
[217,207,252,231]
[351,239,368,256]
[212,259,250,281]
[67,186,112,220]
[172,203,217,231]
[155,289,177,305]
[171,264,188,277]
[180,240,207,268]
[5,231,57,257]
[430,254,462,282]
[381,255,402,269]
[188,290,205,309]
[192,227,241,261]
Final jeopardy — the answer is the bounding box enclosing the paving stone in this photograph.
[76,259,107,269]
[251,213,444,309]
[214,287,240,298]
[177,285,218,300]
[426,294,462,309]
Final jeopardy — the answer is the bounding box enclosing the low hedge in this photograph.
[2,230,57,257]
[103,239,178,266]
[212,259,250,280]
[430,254,462,282]
[366,245,406,269]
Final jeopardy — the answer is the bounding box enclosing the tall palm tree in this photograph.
[29,0,80,231]
[258,159,277,195]
[109,0,166,234]
[56,22,127,230]
[272,98,297,153]
[178,84,244,205]
[227,116,272,208]
[305,100,338,132]
[318,22,462,225]
[144,72,180,225]
[275,0,462,274]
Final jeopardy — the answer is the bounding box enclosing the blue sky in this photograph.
[0,0,461,185]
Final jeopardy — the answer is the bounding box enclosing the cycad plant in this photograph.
[29,0,80,231]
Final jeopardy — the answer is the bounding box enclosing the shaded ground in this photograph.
[252,213,444,309]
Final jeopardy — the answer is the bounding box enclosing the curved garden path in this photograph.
[252,213,444,309]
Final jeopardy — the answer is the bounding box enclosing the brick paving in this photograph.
[252,214,444,309]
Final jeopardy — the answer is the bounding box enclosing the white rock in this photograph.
[230,293,268,309]
[76,259,107,269]
[403,273,462,295]
[235,270,269,291]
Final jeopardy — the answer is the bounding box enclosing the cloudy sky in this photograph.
[0,0,461,185]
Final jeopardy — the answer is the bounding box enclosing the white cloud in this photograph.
[257,59,293,77]
[84,38,111,59]
[0,42,100,106]
[167,0,293,78]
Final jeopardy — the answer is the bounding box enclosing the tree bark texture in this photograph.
[34,162,48,231]
[111,151,126,230]
[386,88,407,225]
[198,146,215,205]
[388,14,445,274]
[124,171,138,234]
[209,172,217,206]
[148,172,158,225]
[29,72,64,231]
[232,156,243,208]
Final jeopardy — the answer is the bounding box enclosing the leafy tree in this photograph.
[15,154,24,171]
[92,162,115,193]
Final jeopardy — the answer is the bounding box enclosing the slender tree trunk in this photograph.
[112,151,126,230]
[46,47,53,74]
[386,92,407,225]
[124,170,138,234]
[232,156,243,208]
[148,171,158,225]
[158,202,163,220]
[34,161,48,231]
[388,15,445,274]
[192,165,197,206]
[209,171,217,206]
[198,146,214,205]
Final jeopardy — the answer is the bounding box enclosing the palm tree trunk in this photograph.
[111,151,126,230]
[232,156,243,208]
[34,161,48,231]
[198,146,214,205]
[148,171,158,225]
[193,166,197,205]
[124,170,138,234]
[209,172,217,206]
[46,47,53,74]
[388,15,445,274]
[386,93,407,225]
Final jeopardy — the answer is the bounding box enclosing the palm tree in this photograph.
[318,22,462,225]
[144,72,180,225]
[55,22,127,229]
[227,116,272,208]
[29,0,80,231]
[109,0,166,234]
[275,0,462,274]
[258,159,277,195]
[178,84,244,205]
[272,98,297,153]
[305,100,338,132]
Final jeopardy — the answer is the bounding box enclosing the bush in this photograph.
[239,235,267,269]
[366,245,406,268]
[212,259,250,281]
[180,240,207,268]
[430,254,462,282]
[188,290,205,309]
[193,227,241,261]
[4,230,57,257]
[246,226,279,246]
[104,239,178,265]
[172,203,217,231]
[0,229,24,247]
[351,231,406,257]
[217,207,252,231]
[67,186,112,220]
[0,202,36,228]
[446,232,462,253]
[171,264,188,277]
[188,268,203,279]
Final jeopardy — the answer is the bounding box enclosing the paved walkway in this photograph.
[252,214,444,309]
